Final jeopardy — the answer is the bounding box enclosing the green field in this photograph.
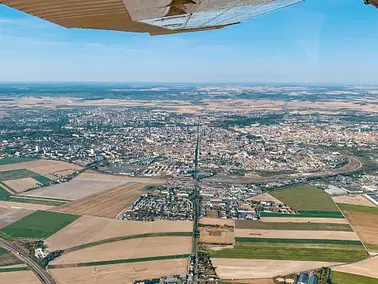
[332,271,378,284]
[236,237,362,246]
[337,203,378,215]
[0,169,52,185]
[203,242,368,263]
[0,186,11,199]
[261,210,344,218]
[271,184,339,211]
[0,157,34,166]
[1,210,80,239]
[0,267,29,273]
[49,254,191,268]
[235,220,352,231]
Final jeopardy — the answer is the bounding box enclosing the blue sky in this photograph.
[0,1,378,84]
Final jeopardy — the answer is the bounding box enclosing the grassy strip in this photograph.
[65,232,193,253]
[332,271,378,284]
[0,267,29,273]
[31,174,52,184]
[0,260,23,267]
[1,210,80,239]
[366,244,378,252]
[15,195,71,202]
[0,186,11,198]
[337,203,378,215]
[204,243,368,263]
[271,185,339,211]
[261,210,344,218]
[236,237,362,246]
[49,254,191,268]
[2,197,67,206]
[0,157,35,165]
[235,220,352,231]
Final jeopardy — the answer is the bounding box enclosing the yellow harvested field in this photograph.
[45,216,193,251]
[234,229,360,240]
[332,195,376,207]
[212,258,342,279]
[50,259,188,284]
[53,183,145,218]
[343,212,378,250]
[51,236,192,265]
[260,217,349,224]
[200,218,235,227]
[0,160,82,177]
[248,193,283,204]
[3,177,40,193]
[200,230,235,245]
[333,256,378,279]
[0,200,53,211]
[0,270,40,284]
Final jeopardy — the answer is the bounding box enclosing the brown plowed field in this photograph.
[45,216,193,251]
[50,236,192,265]
[343,211,378,250]
[3,178,40,193]
[200,218,235,227]
[333,256,378,279]
[234,229,360,240]
[53,183,144,218]
[212,258,342,279]
[0,270,40,284]
[332,195,376,207]
[0,160,82,176]
[50,258,188,284]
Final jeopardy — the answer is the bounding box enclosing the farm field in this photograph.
[24,172,163,201]
[212,258,341,280]
[0,247,22,266]
[45,215,193,251]
[248,192,283,204]
[203,242,368,262]
[235,220,352,231]
[270,184,339,211]
[332,195,376,207]
[0,169,51,183]
[50,236,192,265]
[260,210,344,218]
[0,159,82,177]
[3,178,40,193]
[0,270,40,284]
[338,204,378,252]
[234,229,359,240]
[333,256,378,279]
[53,182,146,218]
[0,207,34,229]
[0,210,80,239]
[332,271,378,284]
[260,217,348,223]
[200,228,235,245]
[0,157,35,166]
[0,186,11,198]
[49,258,188,284]
[200,218,235,227]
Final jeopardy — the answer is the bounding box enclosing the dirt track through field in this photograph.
[50,258,188,284]
[45,216,193,251]
[53,183,144,218]
[212,258,342,279]
[234,229,360,240]
[333,256,378,279]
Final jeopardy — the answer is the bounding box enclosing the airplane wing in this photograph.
[0,0,304,36]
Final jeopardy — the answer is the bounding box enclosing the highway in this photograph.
[0,239,56,284]
[191,125,201,283]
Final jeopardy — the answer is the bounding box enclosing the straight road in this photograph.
[191,125,201,283]
[0,239,56,284]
